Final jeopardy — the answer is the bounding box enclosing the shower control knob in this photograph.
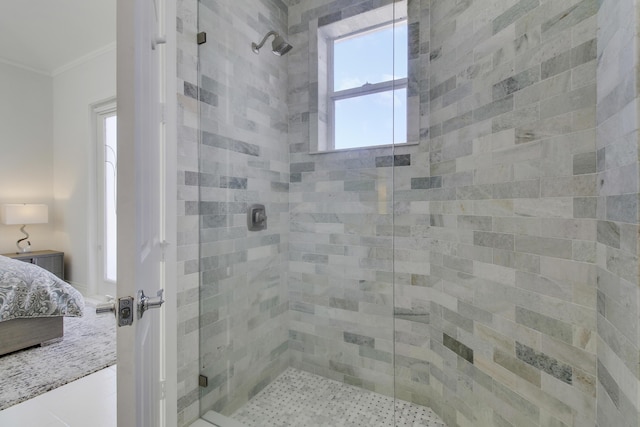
[254,210,267,223]
[247,204,267,231]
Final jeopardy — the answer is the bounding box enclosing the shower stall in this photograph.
[180,0,640,426]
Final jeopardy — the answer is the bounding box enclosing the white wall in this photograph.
[53,48,116,295]
[0,62,56,253]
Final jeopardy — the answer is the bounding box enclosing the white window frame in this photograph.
[327,21,408,151]
[312,1,409,153]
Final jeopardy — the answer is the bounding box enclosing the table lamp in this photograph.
[1,204,49,253]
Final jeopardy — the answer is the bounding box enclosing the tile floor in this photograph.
[1,365,444,427]
[0,365,116,427]
[230,367,447,427]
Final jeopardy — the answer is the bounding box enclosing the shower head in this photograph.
[251,31,293,56]
[271,34,293,56]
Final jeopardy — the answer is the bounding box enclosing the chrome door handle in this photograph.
[138,289,164,319]
[96,295,116,314]
[96,302,116,315]
[96,296,134,326]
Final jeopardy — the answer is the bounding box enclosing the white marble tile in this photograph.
[230,367,446,427]
[0,366,116,427]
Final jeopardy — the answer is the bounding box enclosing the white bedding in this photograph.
[0,255,84,321]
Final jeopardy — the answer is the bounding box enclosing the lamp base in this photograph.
[17,245,32,254]
[16,225,31,254]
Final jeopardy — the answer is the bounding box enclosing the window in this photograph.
[103,113,117,283]
[330,22,408,150]
[312,2,410,152]
[94,101,117,294]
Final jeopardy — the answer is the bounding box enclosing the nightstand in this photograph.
[1,250,65,280]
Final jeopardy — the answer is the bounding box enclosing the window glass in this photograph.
[334,22,408,91]
[104,115,117,282]
[334,88,407,149]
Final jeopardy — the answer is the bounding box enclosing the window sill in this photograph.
[309,140,419,155]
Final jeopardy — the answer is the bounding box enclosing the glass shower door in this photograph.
[196,0,291,421]
[196,0,404,425]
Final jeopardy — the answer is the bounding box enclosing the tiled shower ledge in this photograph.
[198,367,447,427]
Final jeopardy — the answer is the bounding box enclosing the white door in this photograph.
[116,0,167,425]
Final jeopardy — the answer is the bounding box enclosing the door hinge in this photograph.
[152,35,166,50]
[159,380,166,399]
[199,374,208,388]
[197,32,207,45]
[160,240,170,262]
[160,102,166,124]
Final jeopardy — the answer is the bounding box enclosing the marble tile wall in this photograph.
[595,0,640,425]
[393,0,601,426]
[287,0,426,397]
[287,145,396,394]
[175,0,640,426]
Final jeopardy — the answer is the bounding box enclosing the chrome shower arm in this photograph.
[252,31,278,53]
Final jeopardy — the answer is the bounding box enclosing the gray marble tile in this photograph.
[541,0,598,39]
[597,360,619,408]
[375,154,411,167]
[606,194,638,223]
[493,180,540,199]
[291,162,316,173]
[542,50,572,80]
[573,151,597,175]
[201,132,260,156]
[493,67,540,100]
[327,294,359,311]
[473,95,514,122]
[572,39,597,68]
[220,176,247,189]
[443,333,474,364]
[430,76,456,100]
[597,220,621,249]
[493,0,539,35]
[515,306,573,344]
[412,176,443,189]
[395,307,430,324]
[442,111,473,134]
[343,332,375,347]
[574,197,597,218]
[515,235,573,259]
[516,342,573,384]
[474,231,515,251]
[457,215,493,231]
[493,348,541,386]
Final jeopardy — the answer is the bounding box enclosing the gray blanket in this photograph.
[0,255,84,321]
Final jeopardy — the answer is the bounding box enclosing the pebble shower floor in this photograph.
[231,367,447,427]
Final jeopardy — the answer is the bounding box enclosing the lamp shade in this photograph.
[1,204,49,225]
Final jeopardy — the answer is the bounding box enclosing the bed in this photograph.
[0,254,84,356]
